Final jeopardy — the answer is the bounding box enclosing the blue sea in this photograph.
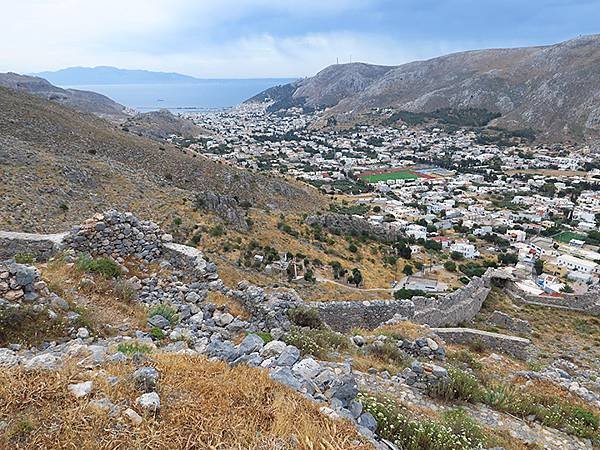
[64,78,297,112]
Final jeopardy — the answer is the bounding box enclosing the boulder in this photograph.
[136,392,160,413]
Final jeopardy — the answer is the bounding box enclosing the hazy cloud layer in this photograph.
[2,0,599,77]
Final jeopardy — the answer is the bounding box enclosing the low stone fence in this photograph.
[507,284,600,316]
[311,299,415,332]
[432,327,532,360]
[0,231,67,262]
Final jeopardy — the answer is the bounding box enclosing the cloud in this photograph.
[0,0,597,77]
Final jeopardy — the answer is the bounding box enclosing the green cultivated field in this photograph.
[360,170,418,183]
[554,231,586,244]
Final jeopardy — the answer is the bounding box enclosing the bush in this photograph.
[444,260,456,272]
[75,255,122,279]
[468,339,487,354]
[448,350,483,371]
[364,342,411,368]
[112,279,137,302]
[149,327,165,340]
[359,394,489,450]
[288,307,323,329]
[482,384,599,440]
[116,342,153,356]
[15,253,35,264]
[284,327,351,359]
[148,304,179,326]
[209,225,224,237]
[394,288,425,300]
[428,367,483,403]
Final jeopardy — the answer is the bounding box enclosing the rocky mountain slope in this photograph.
[249,35,600,144]
[0,86,324,232]
[0,72,129,121]
[122,109,208,140]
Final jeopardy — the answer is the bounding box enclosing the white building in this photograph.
[450,242,480,259]
[556,254,598,274]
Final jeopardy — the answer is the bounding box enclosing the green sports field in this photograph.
[360,171,418,183]
[554,231,586,244]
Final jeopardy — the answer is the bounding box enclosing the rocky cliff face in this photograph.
[0,72,129,121]
[249,35,600,145]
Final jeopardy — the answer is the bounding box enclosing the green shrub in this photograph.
[359,394,489,450]
[428,367,483,403]
[15,253,35,264]
[75,255,122,279]
[448,350,483,371]
[209,225,224,237]
[394,288,426,300]
[468,339,487,354]
[149,327,165,340]
[116,342,152,356]
[288,307,323,329]
[482,384,599,440]
[148,304,179,326]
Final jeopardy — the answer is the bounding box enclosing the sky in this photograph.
[1,0,599,78]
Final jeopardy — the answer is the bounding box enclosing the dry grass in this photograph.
[206,291,251,320]
[0,354,371,449]
[41,257,148,335]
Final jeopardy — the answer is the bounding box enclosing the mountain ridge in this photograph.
[248,34,600,145]
[0,72,129,121]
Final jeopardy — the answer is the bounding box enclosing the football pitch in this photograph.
[360,170,418,183]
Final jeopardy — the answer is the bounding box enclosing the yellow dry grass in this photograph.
[0,354,372,450]
[206,291,250,320]
[41,257,148,334]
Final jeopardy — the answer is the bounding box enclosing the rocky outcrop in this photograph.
[194,192,249,231]
[121,109,206,141]
[305,213,403,243]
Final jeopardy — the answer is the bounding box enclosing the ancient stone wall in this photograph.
[307,273,493,331]
[412,276,491,327]
[0,231,66,262]
[63,211,163,262]
[311,299,415,332]
[507,284,600,316]
[432,327,532,360]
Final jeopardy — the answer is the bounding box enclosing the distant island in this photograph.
[31,66,204,85]
[31,66,299,86]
